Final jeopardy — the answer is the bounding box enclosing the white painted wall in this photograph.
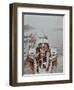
[0,0,74,90]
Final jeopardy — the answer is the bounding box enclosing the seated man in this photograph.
[35,38,51,73]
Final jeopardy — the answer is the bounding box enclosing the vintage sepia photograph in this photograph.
[22,13,63,75]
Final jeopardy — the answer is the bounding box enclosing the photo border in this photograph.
[9,3,72,86]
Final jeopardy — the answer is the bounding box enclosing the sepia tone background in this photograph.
[23,14,63,74]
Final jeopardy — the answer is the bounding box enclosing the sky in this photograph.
[23,14,63,55]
